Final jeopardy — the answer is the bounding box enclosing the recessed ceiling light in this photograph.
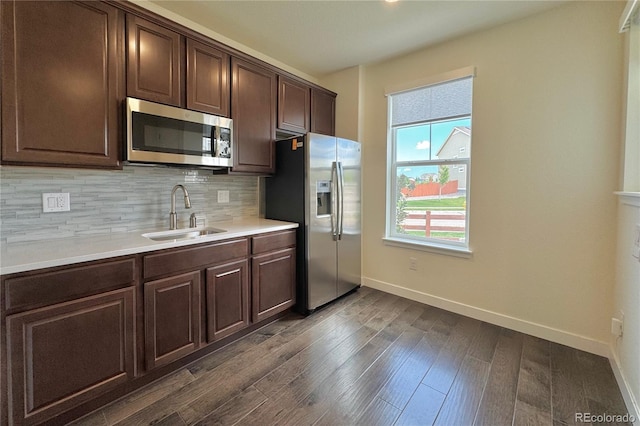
[385,0,399,3]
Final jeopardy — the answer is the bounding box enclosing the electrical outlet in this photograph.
[409,257,417,271]
[217,190,230,204]
[611,316,624,337]
[42,193,70,213]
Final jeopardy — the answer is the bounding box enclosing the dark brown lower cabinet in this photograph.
[252,247,296,322]
[144,271,201,370]
[206,259,250,341]
[6,287,135,426]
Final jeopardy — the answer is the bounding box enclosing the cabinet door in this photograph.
[231,57,277,174]
[278,76,310,134]
[1,1,123,168]
[310,88,337,136]
[127,15,183,107]
[6,288,135,426]
[187,38,230,117]
[144,271,201,370]
[206,259,249,342]
[252,248,296,322]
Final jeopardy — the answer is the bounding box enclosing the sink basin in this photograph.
[142,227,227,242]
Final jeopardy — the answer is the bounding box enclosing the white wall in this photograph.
[319,66,363,142]
[360,1,624,355]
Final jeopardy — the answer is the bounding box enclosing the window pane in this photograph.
[395,125,431,162]
[432,120,470,160]
[396,166,467,243]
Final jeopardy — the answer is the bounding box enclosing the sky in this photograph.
[395,117,470,179]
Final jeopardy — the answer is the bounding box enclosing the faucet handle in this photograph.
[190,213,206,228]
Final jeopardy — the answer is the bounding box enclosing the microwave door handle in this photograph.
[211,126,218,157]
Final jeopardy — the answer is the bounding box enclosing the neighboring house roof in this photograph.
[436,126,471,157]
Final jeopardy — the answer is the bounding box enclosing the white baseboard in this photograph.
[362,277,609,357]
[609,346,640,425]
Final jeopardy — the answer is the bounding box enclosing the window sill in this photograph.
[383,237,473,259]
[615,191,640,207]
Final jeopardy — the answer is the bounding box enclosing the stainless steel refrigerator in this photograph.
[265,132,361,313]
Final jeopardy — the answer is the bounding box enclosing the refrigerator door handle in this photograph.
[331,161,339,241]
[337,161,345,240]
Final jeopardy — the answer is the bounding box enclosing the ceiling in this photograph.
[150,0,566,77]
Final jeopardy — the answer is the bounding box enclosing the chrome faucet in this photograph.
[169,184,191,230]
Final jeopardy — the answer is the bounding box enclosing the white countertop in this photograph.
[0,218,298,275]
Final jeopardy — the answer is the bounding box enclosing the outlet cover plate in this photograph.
[218,190,230,204]
[42,193,70,213]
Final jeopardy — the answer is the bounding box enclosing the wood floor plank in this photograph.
[433,356,490,426]
[549,342,589,425]
[192,386,267,426]
[377,318,452,410]
[513,400,553,426]
[234,320,384,425]
[421,316,481,394]
[585,398,633,426]
[100,369,196,425]
[467,322,502,362]
[360,295,413,331]
[177,311,365,424]
[278,303,426,426]
[410,304,446,332]
[474,328,524,426]
[154,412,187,425]
[355,397,401,426]
[314,330,424,425]
[516,335,551,414]
[575,350,629,416]
[395,384,446,426]
[253,304,380,397]
[69,410,108,426]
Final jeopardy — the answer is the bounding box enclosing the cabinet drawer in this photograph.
[144,238,248,280]
[252,230,296,255]
[3,258,136,314]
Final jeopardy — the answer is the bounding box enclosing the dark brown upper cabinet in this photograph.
[127,15,183,107]
[311,88,337,136]
[1,1,123,168]
[278,76,311,135]
[231,58,277,174]
[187,39,230,117]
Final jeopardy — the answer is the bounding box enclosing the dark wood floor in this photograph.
[74,287,630,426]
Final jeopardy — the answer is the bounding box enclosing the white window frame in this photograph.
[383,67,475,258]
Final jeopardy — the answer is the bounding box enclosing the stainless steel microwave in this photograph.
[125,97,233,168]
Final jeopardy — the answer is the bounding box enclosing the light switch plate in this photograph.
[42,193,70,213]
[218,190,230,204]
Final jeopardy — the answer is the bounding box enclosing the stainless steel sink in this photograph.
[142,227,226,242]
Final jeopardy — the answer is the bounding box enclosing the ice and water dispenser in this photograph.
[316,180,331,216]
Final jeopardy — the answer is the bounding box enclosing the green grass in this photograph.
[404,196,465,210]
[406,230,465,239]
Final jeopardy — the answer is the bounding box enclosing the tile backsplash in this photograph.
[0,165,259,244]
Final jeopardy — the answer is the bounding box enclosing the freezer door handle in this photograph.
[331,161,339,241]
[337,161,345,240]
